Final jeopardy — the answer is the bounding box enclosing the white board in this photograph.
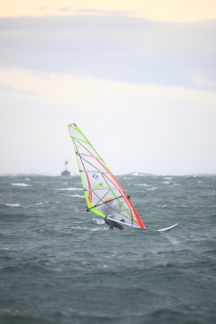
[157,223,178,232]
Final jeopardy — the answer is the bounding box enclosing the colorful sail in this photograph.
[68,123,146,228]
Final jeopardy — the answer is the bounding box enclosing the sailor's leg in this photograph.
[104,217,109,226]
[105,218,114,229]
[113,222,124,230]
[109,222,114,230]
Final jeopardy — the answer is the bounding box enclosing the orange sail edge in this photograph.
[123,194,146,229]
[136,212,147,228]
[133,207,146,228]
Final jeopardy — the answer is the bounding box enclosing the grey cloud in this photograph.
[0,14,215,90]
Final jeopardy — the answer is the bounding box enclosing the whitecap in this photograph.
[93,218,105,225]
[35,202,43,205]
[11,183,30,187]
[91,227,107,231]
[56,187,82,191]
[135,183,151,187]
[131,172,148,176]
[68,194,85,198]
[5,203,20,207]
[70,226,88,230]
[209,191,216,196]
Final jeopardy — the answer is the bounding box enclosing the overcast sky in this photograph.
[0,1,216,175]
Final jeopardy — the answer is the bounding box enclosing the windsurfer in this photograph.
[102,196,124,230]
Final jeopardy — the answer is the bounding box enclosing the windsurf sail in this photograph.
[68,124,146,228]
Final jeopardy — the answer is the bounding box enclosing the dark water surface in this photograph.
[0,174,216,324]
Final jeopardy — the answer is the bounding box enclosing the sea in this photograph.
[0,174,216,324]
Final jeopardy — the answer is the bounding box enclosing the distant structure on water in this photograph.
[61,160,71,176]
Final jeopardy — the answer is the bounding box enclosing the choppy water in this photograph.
[0,174,216,324]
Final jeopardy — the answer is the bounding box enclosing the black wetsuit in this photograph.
[102,199,124,230]
[105,217,124,230]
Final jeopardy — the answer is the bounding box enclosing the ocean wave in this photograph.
[93,217,105,225]
[11,183,30,187]
[157,204,167,208]
[130,172,149,176]
[56,187,83,191]
[69,224,107,231]
[1,174,215,323]
[146,187,157,191]
[69,226,89,230]
[91,227,108,231]
[4,203,20,207]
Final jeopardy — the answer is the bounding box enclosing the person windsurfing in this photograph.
[102,196,124,230]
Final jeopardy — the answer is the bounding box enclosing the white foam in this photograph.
[11,183,30,187]
[68,194,85,198]
[164,235,180,245]
[157,204,167,208]
[69,224,107,231]
[131,172,148,176]
[93,218,105,225]
[70,226,88,230]
[56,187,82,191]
[135,183,151,187]
[35,202,43,205]
[5,203,20,207]
[91,227,107,231]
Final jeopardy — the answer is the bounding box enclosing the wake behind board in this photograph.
[157,223,178,232]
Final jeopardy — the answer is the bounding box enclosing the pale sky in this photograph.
[0,1,216,175]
